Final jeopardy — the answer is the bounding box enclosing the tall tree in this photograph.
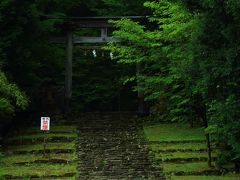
[106,0,240,169]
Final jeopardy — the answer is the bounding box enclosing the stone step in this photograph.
[76,113,166,179]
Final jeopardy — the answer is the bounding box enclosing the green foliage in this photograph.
[207,95,240,165]
[0,72,28,120]
[107,0,202,122]
[107,0,240,169]
[0,0,139,116]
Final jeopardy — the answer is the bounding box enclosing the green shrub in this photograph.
[0,72,28,123]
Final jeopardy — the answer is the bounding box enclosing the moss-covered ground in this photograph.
[144,124,205,142]
[7,133,77,142]
[155,151,217,162]
[150,142,207,152]
[144,123,240,180]
[0,164,76,177]
[0,125,78,179]
[171,175,240,180]
[1,153,76,165]
[5,142,76,152]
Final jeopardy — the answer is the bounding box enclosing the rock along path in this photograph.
[77,112,165,179]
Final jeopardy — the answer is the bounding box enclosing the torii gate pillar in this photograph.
[64,31,73,116]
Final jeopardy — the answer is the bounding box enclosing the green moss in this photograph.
[17,126,78,134]
[163,162,215,173]
[0,125,78,178]
[155,152,217,161]
[150,142,207,152]
[144,123,205,142]
[171,175,240,180]
[144,123,236,179]
[1,153,77,165]
[5,142,76,152]
[0,164,77,177]
[7,133,77,141]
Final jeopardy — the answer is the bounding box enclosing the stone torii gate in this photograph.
[58,16,146,115]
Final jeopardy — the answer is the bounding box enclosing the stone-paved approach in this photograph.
[77,113,165,179]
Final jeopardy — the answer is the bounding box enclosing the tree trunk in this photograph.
[202,105,212,167]
[64,31,73,117]
[189,117,194,128]
[235,161,240,172]
[136,63,145,115]
[205,133,212,167]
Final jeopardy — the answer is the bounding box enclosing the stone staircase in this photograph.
[76,112,165,179]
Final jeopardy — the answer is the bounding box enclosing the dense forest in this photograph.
[1,0,240,174]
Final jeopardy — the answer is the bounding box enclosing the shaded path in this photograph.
[77,113,165,179]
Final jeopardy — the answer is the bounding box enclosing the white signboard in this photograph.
[41,117,50,131]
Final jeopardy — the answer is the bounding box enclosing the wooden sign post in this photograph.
[41,117,50,156]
